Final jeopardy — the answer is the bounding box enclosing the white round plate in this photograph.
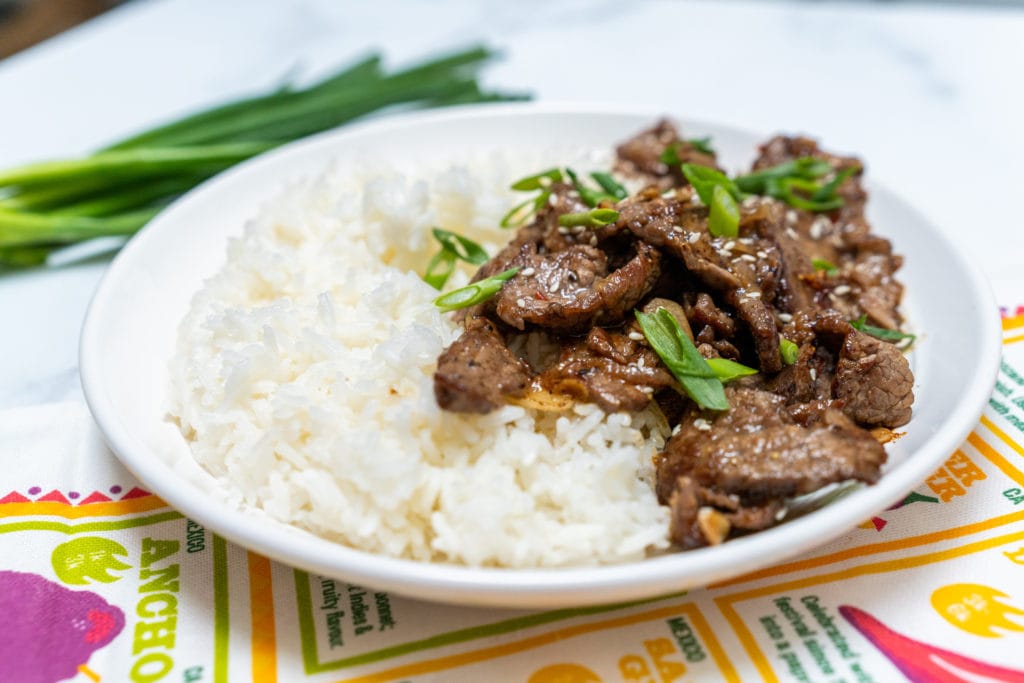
[80,103,1001,608]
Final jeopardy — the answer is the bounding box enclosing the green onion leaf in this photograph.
[557,209,620,228]
[660,138,716,167]
[688,137,715,155]
[734,158,846,213]
[423,249,457,289]
[590,172,628,200]
[500,190,550,229]
[708,184,740,238]
[431,227,488,265]
[811,258,839,276]
[850,315,916,345]
[706,358,758,382]
[779,338,799,365]
[635,307,729,411]
[734,158,832,194]
[433,268,518,312]
[680,163,743,206]
[659,143,681,167]
[565,168,613,207]
[812,166,858,202]
[510,168,563,192]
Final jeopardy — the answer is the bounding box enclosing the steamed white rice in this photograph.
[167,150,672,567]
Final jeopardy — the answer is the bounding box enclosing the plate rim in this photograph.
[80,101,1002,608]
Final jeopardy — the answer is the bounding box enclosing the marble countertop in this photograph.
[1,0,1022,410]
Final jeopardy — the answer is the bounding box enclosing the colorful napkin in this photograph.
[3,319,1024,683]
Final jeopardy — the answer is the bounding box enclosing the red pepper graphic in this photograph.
[840,605,1024,682]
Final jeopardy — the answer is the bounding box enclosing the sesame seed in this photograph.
[687,232,701,243]
[641,386,655,394]
[628,331,645,341]
[809,216,831,239]
[671,225,683,233]
[516,298,527,307]
[756,250,768,259]
[786,210,798,225]
[548,281,559,293]
[775,507,787,521]
[747,291,762,298]
[778,312,793,322]
[694,418,712,431]
[785,227,799,239]
[724,240,736,251]
[690,193,701,205]
[833,284,851,295]
[558,226,570,235]
[739,238,754,245]
[742,196,759,209]
[741,254,757,262]
[521,267,536,276]
[809,368,817,381]
[589,234,598,246]
[637,356,646,368]
[548,193,559,206]
[571,225,585,234]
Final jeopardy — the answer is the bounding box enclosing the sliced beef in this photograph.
[614,119,719,190]
[539,327,674,413]
[833,330,914,427]
[656,387,886,546]
[433,319,531,413]
[493,242,661,333]
[668,476,783,549]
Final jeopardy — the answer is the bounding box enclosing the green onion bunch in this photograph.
[0,45,526,270]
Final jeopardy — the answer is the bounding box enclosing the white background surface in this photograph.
[1,0,1022,408]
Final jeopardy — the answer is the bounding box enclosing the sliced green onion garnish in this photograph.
[510,168,563,191]
[590,172,628,200]
[423,249,457,289]
[680,163,743,206]
[708,184,740,238]
[688,137,715,155]
[734,157,832,194]
[500,190,550,229]
[705,358,758,382]
[779,338,799,365]
[812,166,858,202]
[558,209,620,228]
[850,315,916,345]
[811,258,839,275]
[433,268,518,312]
[635,307,728,411]
[431,227,488,265]
[565,168,612,207]
[735,158,847,213]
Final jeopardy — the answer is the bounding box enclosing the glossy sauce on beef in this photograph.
[433,120,915,549]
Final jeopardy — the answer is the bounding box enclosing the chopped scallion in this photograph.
[811,258,839,276]
[431,227,488,265]
[510,168,563,191]
[680,163,743,206]
[635,307,729,411]
[433,268,518,312]
[779,338,799,365]
[706,358,758,382]
[850,315,916,345]
[557,209,620,228]
[708,185,740,238]
[590,172,628,200]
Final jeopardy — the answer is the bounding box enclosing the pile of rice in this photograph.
[167,151,672,567]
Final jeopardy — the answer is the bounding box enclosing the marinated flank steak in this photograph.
[432,120,915,549]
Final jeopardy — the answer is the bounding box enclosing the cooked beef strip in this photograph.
[668,476,783,549]
[434,318,531,413]
[656,387,886,503]
[614,119,719,190]
[492,241,662,333]
[539,327,675,413]
[657,387,887,547]
[833,329,914,427]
